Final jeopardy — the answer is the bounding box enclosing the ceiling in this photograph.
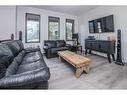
[31,5,99,16]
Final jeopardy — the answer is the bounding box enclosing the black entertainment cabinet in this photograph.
[85,39,116,63]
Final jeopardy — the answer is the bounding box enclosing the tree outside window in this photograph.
[26,13,40,43]
[66,19,74,41]
[48,16,60,40]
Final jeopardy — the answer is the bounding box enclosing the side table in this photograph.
[72,45,82,53]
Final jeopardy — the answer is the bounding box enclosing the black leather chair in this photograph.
[43,40,72,58]
[0,40,50,89]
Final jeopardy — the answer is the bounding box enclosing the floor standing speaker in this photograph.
[19,31,22,41]
[115,29,124,65]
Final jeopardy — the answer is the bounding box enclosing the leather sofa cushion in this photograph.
[25,47,40,53]
[44,41,56,48]
[0,63,6,79]
[56,40,66,47]
[22,51,42,64]
[17,60,46,74]
[5,50,25,76]
[51,47,69,53]
[15,50,26,63]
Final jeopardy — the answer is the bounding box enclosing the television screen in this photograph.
[89,20,95,33]
[89,15,114,33]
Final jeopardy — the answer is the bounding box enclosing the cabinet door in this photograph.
[99,41,109,53]
[92,41,99,51]
[85,40,92,49]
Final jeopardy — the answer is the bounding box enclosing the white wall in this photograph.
[0,6,16,40]
[16,6,79,52]
[79,6,127,63]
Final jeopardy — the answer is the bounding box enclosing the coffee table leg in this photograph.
[75,67,83,78]
[59,56,62,61]
[83,65,90,74]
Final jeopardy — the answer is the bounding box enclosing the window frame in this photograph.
[65,19,75,41]
[48,16,60,40]
[25,13,41,43]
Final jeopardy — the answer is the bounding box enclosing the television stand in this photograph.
[85,39,116,63]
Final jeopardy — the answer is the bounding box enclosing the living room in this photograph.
[1,0,127,93]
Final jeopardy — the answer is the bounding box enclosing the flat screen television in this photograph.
[89,15,114,33]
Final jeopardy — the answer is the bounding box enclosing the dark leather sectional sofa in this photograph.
[0,40,50,89]
[43,40,72,58]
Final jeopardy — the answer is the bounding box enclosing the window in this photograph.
[66,19,74,41]
[26,13,40,43]
[48,16,60,40]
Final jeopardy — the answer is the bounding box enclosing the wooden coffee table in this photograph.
[58,50,91,78]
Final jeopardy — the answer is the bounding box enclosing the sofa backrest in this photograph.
[0,44,14,76]
[1,40,24,57]
[56,40,66,47]
[0,40,24,67]
[44,40,66,48]
[44,40,57,48]
[0,40,24,78]
[0,44,14,68]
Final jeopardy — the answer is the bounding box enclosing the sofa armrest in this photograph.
[25,47,40,53]
[43,45,50,50]
[66,44,72,47]
[0,67,50,88]
[66,44,73,51]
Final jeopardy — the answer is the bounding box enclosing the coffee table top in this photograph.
[58,50,91,68]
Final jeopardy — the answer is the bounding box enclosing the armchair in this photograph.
[43,40,72,58]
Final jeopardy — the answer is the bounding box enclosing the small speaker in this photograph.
[115,29,123,65]
[11,34,14,40]
[19,31,22,41]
